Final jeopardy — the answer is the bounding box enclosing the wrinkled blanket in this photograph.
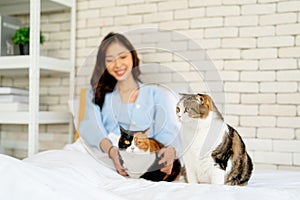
[0,140,300,200]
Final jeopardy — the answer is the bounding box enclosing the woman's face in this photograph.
[105,42,133,81]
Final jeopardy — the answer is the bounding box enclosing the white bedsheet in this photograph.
[0,140,300,200]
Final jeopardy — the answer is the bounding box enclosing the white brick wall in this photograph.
[241,71,275,81]
[242,49,277,59]
[244,138,273,151]
[2,0,300,170]
[240,116,276,127]
[259,105,296,116]
[294,153,300,165]
[254,151,293,165]
[240,26,275,37]
[224,60,258,70]
[260,59,297,70]
[225,104,258,115]
[225,15,258,27]
[277,70,300,81]
[257,128,295,140]
[241,94,276,104]
[225,82,259,93]
[273,140,300,153]
[260,13,297,25]
[260,82,298,93]
[242,4,276,15]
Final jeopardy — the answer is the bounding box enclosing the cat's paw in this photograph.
[225,175,248,186]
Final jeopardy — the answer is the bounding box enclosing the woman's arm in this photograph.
[79,86,127,176]
[100,138,128,176]
[79,86,108,149]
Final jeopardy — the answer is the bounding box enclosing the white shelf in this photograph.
[0,112,72,124]
[0,0,76,157]
[0,0,72,15]
[0,56,72,75]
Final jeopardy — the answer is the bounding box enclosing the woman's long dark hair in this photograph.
[90,32,140,109]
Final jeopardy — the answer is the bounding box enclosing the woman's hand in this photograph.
[109,147,128,176]
[100,139,128,176]
[158,146,176,175]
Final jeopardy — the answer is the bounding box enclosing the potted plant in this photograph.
[12,27,45,55]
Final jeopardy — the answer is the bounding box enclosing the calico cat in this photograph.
[118,127,182,182]
[176,93,253,186]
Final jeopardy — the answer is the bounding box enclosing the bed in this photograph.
[0,138,300,200]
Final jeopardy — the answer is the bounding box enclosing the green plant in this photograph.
[12,27,45,45]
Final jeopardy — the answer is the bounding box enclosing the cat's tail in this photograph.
[163,159,182,182]
[226,125,253,186]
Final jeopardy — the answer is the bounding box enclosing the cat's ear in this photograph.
[178,93,190,102]
[178,93,189,97]
[143,128,150,136]
[201,94,214,110]
[200,94,224,120]
[196,93,205,104]
[120,126,128,134]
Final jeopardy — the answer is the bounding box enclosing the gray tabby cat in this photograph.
[176,93,253,185]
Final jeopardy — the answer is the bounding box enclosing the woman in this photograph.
[79,32,179,176]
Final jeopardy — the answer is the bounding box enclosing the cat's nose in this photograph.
[131,147,134,151]
[178,115,182,121]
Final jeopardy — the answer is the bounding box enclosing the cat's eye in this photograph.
[176,107,180,113]
[125,140,130,145]
[185,107,190,113]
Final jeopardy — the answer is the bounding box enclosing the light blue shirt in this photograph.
[79,82,181,151]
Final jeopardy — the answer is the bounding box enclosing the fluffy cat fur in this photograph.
[176,93,253,185]
[118,127,182,182]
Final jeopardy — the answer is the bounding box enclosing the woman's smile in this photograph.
[105,42,133,81]
[114,67,127,77]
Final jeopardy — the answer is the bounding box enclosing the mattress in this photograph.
[0,140,299,200]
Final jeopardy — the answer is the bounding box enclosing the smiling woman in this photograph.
[91,32,141,110]
[105,42,137,103]
[77,32,181,180]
